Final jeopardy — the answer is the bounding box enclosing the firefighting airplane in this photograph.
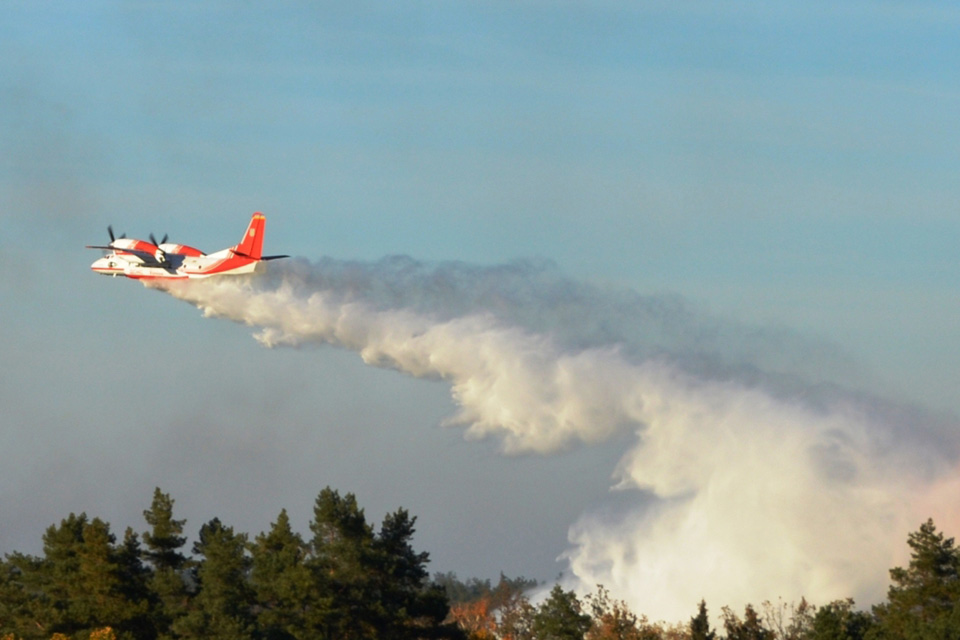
[86,212,288,280]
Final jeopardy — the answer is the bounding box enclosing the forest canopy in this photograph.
[1,488,958,640]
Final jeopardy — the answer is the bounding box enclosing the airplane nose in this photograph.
[91,257,120,276]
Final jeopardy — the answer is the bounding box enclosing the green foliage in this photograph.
[690,600,716,640]
[433,572,492,604]
[0,553,45,640]
[371,507,440,638]
[305,489,461,639]
[305,488,376,639]
[532,584,592,640]
[434,571,539,606]
[142,488,187,573]
[6,498,960,640]
[0,514,152,640]
[141,488,189,639]
[250,509,312,639]
[172,518,255,640]
[810,599,874,640]
[0,486,463,640]
[870,518,960,639]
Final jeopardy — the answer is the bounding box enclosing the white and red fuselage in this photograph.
[88,213,287,280]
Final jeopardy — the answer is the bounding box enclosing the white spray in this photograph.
[153,257,960,622]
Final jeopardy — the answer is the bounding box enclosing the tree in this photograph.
[810,599,873,640]
[173,518,254,640]
[371,507,457,639]
[37,512,89,633]
[306,488,376,639]
[4,514,151,639]
[433,572,494,605]
[434,572,537,606]
[441,573,536,640]
[0,486,464,640]
[110,527,154,639]
[0,552,45,640]
[498,590,537,640]
[690,600,716,640]
[305,488,461,640]
[250,509,312,640]
[448,597,498,640]
[585,585,646,640]
[761,598,815,640]
[373,508,429,622]
[142,488,188,573]
[722,604,772,640]
[142,487,189,638]
[64,516,151,636]
[532,584,592,640]
[870,518,960,639]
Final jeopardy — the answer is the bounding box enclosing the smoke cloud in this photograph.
[153,257,960,622]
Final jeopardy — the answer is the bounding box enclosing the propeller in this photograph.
[86,225,128,253]
[148,232,170,265]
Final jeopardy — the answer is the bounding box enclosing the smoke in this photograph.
[152,256,960,622]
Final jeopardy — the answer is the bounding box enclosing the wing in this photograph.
[86,245,168,266]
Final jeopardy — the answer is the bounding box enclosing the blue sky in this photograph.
[2,1,960,603]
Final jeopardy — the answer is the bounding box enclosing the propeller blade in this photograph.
[161,233,168,245]
[108,225,115,242]
[150,233,159,247]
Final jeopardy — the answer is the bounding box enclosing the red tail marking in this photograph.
[235,212,265,260]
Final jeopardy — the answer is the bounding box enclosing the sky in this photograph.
[2,0,960,623]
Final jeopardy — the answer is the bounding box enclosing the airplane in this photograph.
[87,212,288,280]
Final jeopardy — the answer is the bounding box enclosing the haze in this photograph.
[2,2,960,623]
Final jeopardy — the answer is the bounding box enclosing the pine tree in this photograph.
[372,507,458,639]
[39,512,88,633]
[173,518,254,640]
[810,599,873,640]
[690,600,716,640]
[250,509,312,640]
[531,584,592,640]
[8,514,152,639]
[113,527,155,639]
[142,487,189,638]
[0,553,44,639]
[0,486,463,640]
[871,518,960,638]
[142,488,188,573]
[307,488,376,639]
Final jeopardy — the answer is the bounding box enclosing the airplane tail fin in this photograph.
[234,212,266,260]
